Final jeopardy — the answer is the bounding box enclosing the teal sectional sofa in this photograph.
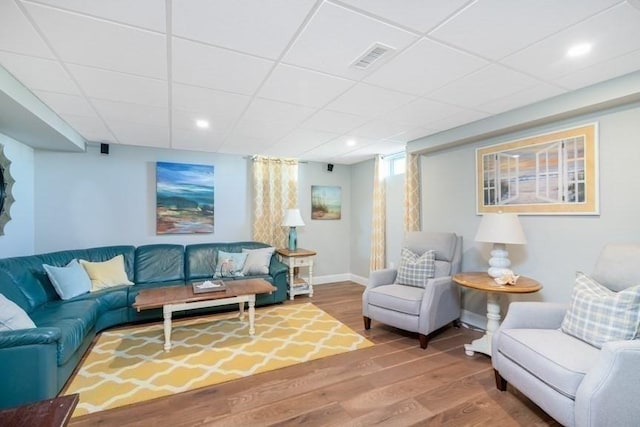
[0,241,288,409]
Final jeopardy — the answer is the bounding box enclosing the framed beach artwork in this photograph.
[311,185,341,220]
[156,162,214,234]
[476,123,599,215]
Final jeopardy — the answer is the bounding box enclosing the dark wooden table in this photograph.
[0,393,79,427]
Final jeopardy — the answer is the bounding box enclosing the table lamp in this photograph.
[282,208,305,251]
[475,212,526,278]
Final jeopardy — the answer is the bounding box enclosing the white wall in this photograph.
[0,133,34,257]
[34,143,252,252]
[298,162,351,279]
[33,143,353,278]
[421,103,640,320]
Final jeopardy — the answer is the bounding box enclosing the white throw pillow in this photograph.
[0,294,36,331]
[561,272,640,348]
[43,259,92,300]
[242,247,275,275]
[395,248,436,288]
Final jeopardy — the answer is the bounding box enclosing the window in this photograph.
[385,153,406,176]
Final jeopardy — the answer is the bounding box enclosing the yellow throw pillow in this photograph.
[80,255,134,291]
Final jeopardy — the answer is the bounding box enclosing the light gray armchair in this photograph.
[362,231,462,349]
[492,243,640,427]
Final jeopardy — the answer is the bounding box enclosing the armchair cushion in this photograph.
[367,284,423,315]
[561,272,640,348]
[396,248,435,288]
[498,328,600,399]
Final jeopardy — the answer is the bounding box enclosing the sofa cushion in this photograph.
[242,247,275,275]
[43,259,91,300]
[368,284,424,315]
[30,300,99,365]
[561,272,640,348]
[80,255,134,291]
[498,328,600,399]
[134,244,184,285]
[396,248,435,288]
[0,293,36,331]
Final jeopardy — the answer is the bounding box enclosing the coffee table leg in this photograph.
[239,302,245,320]
[248,296,256,335]
[163,305,172,352]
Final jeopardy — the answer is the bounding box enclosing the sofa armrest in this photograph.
[499,302,567,330]
[367,268,397,289]
[575,340,640,427]
[0,327,61,349]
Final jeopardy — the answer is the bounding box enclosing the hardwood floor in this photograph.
[70,282,559,426]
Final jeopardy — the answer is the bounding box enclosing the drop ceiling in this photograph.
[1,0,640,164]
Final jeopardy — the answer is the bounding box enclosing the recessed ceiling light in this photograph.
[195,119,209,129]
[346,139,357,147]
[567,43,592,58]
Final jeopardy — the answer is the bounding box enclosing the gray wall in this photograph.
[421,102,640,320]
[0,133,34,258]
[349,159,374,281]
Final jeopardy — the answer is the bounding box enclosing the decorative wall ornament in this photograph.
[0,144,15,235]
[476,123,599,215]
[156,161,214,234]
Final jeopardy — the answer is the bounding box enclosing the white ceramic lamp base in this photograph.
[487,243,512,278]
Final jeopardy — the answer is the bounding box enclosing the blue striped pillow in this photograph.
[561,272,640,348]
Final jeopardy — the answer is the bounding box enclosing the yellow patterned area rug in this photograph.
[65,303,373,416]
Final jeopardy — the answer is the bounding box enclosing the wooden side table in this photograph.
[276,248,316,300]
[453,272,542,357]
[0,393,79,426]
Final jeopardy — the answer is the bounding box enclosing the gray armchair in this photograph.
[362,232,462,349]
[492,243,640,427]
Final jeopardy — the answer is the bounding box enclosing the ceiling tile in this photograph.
[258,64,355,107]
[173,0,315,59]
[67,64,168,107]
[24,2,167,79]
[301,137,366,159]
[172,83,250,117]
[425,109,489,132]
[219,133,275,156]
[326,83,416,117]
[430,0,620,60]
[384,97,468,127]
[27,0,166,31]
[172,109,237,135]
[387,127,434,143]
[339,0,470,33]
[478,82,567,114]
[230,119,295,142]
[171,127,226,152]
[91,98,167,126]
[59,113,116,143]
[502,3,640,80]
[33,90,97,117]
[427,64,540,109]
[554,49,640,90]
[0,52,81,94]
[364,37,488,95]
[300,110,369,134]
[108,120,169,148]
[0,1,54,58]
[283,2,418,79]
[350,120,418,141]
[242,98,316,124]
[272,129,341,153]
[340,139,405,159]
[172,38,273,95]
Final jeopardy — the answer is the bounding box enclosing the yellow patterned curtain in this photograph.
[251,156,299,248]
[404,151,421,232]
[370,155,386,271]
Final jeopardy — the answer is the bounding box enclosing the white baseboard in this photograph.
[313,274,367,286]
[461,309,486,330]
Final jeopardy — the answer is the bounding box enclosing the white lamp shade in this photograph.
[475,212,526,245]
[282,209,305,227]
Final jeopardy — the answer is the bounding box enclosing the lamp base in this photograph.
[288,227,297,251]
[487,243,512,278]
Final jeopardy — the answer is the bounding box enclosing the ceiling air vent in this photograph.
[352,43,394,69]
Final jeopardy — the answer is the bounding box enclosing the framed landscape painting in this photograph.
[476,123,599,215]
[311,185,341,220]
[156,162,214,234]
